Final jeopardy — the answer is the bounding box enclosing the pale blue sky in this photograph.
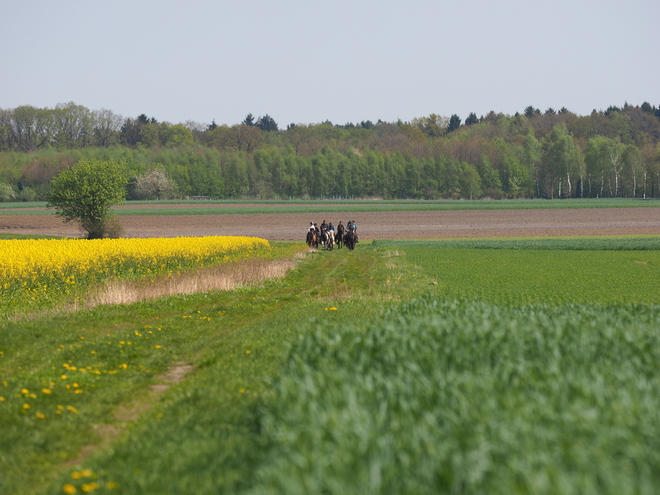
[2,0,658,127]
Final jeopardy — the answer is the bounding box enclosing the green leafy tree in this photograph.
[47,159,127,239]
[0,181,15,201]
[542,124,578,198]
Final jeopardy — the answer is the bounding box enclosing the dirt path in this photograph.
[1,208,659,240]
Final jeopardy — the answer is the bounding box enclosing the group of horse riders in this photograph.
[306,219,358,250]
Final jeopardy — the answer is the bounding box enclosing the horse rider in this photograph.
[320,220,328,234]
[328,222,335,233]
[337,221,345,235]
[352,220,359,242]
[308,222,315,233]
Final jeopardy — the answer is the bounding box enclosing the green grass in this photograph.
[404,247,660,305]
[1,198,659,216]
[374,235,660,251]
[2,238,660,494]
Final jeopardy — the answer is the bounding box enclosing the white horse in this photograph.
[325,229,335,250]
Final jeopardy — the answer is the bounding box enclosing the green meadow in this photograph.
[1,235,660,494]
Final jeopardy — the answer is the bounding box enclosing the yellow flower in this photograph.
[21,388,29,394]
[22,403,30,409]
[82,482,99,493]
[42,388,52,394]
[63,484,77,494]
[0,397,5,401]
[61,375,67,380]
[35,412,46,419]
[66,405,78,413]
[239,388,246,393]
[80,469,92,477]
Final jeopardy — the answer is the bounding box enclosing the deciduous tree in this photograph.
[47,159,127,239]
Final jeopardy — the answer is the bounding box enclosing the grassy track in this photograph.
[2,237,660,493]
[1,198,659,216]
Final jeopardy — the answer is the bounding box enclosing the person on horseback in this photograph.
[308,222,315,232]
[328,222,335,232]
[352,219,359,243]
[320,220,328,234]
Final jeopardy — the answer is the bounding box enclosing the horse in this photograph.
[335,229,344,249]
[325,230,335,250]
[344,230,356,250]
[306,230,317,248]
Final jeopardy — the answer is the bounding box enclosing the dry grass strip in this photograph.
[89,257,297,307]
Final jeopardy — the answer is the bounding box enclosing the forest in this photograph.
[1,102,660,201]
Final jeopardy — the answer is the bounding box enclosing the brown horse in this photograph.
[335,229,344,249]
[344,230,356,250]
[306,230,317,248]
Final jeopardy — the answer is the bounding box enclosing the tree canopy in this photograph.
[2,101,660,201]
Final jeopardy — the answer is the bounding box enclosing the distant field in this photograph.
[1,198,659,216]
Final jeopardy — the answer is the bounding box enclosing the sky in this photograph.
[1,0,658,128]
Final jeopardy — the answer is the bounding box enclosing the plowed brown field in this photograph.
[2,206,660,241]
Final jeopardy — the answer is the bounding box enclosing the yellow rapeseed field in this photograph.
[0,236,270,316]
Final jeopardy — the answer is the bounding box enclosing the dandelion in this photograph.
[66,405,78,413]
[61,375,67,380]
[23,403,30,409]
[35,412,46,419]
[82,482,99,493]
[21,388,29,394]
[63,484,77,494]
[0,397,5,401]
[239,388,246,393]
[245,350,251,354]
[42,389,52,394]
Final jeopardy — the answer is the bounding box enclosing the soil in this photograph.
[1,207,659,241]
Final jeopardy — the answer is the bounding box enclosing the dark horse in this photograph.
[344,230,356,250]
[306,230,317,248]
[335,229,344,249]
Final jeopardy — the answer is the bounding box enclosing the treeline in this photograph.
[1,101,660,201]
